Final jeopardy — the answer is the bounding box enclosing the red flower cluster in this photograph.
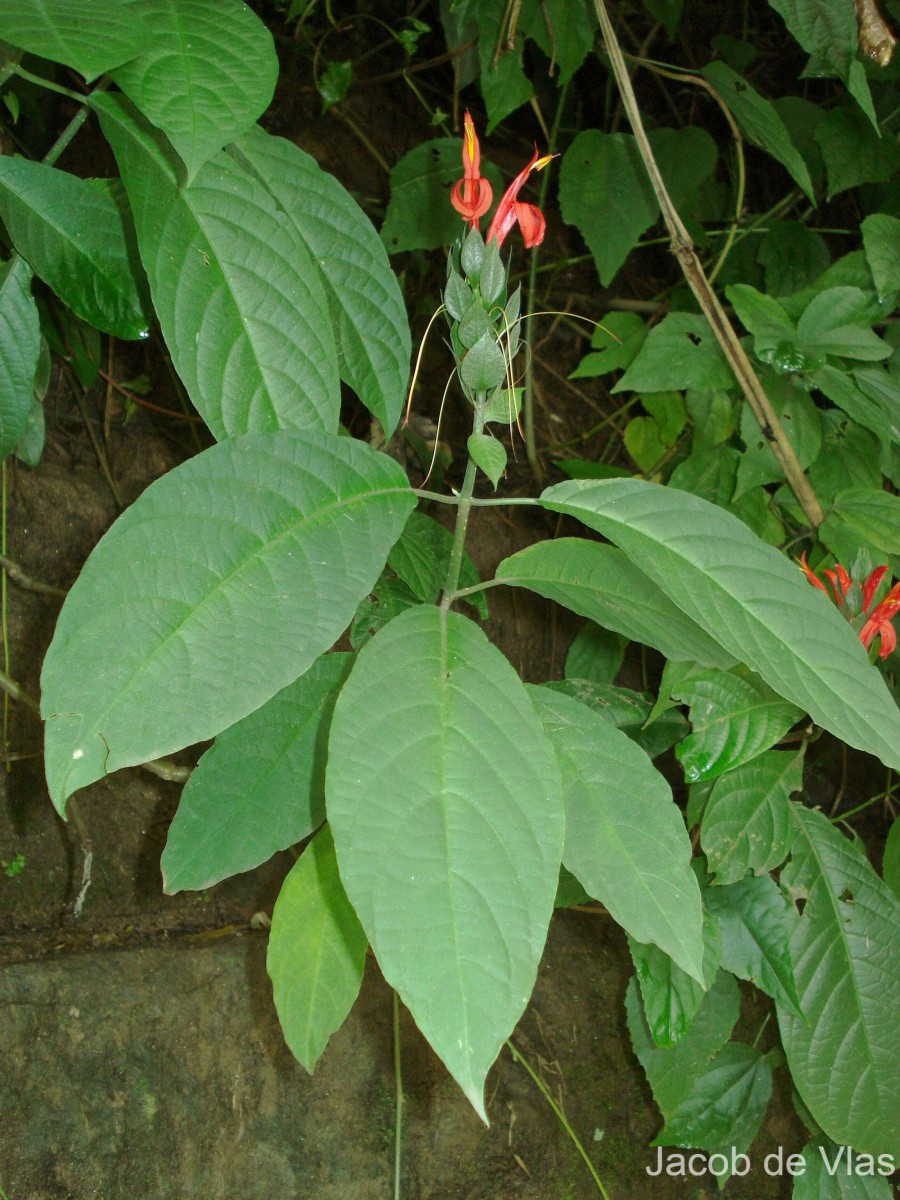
[799,553,900,659]
[450,111,553,249]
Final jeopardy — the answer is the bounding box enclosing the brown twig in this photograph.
[593,0,825,529]
[0,553,67,598]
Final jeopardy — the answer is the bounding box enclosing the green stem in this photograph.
[506,1039,611,1198]
[393,990,403,1200]
[10,63,84,102]
[440,399,486,605]
[43,79,110,168]
[414,488,538,508]
[522,81,569,484]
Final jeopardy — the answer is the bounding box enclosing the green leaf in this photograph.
[735,379,823,498]
[565,622,626,685]
[559,130,657,286]
[350,576,420,650]
[648,126,718,217]
[460,330,506,393]
[482,386,521,426]
[472,1,533,130]
[794,1136,896,1199]
[496,538,736,668]
[267,824,368,1072]
[625,971,741,1118]
[861,214,900,303]
[728,486,785,546]
[701,61,815,201]
[93,91,340,439]
[628,916,720,1047]
[804,411,882,504]
[531,686,704,981]
[458,301,491,349]
[758,221,830,297]
[797,287,890,362]
[467,432,506,489]
[813,364,892,451]
[0,256,40,460]
[569,311,647,378]
[161,653,353,893]
[539,477,900,770]
[776,806,900,1157]
[0,160,149,339]
[821,489,900,563]
[685,389,738,449]
[387,511,487,618]
[317,59,352,111]
[672,669,803,783]
[884,818,900,901]
[111,0,278,180]
[726,283,798,363]
[701,749,803,884]
[624,391,687,473]
[380,139,502,254]
[655,1042,773,1155]
[815,106,900,199]
[703,871,802,1014]
[326,605,564,1119]
[545,679,687,759]
[766,0,857,75]
[41,430,416,811]
[230,127,410,438]
[669,447,738,506]
[522,0,595,87]
[614,314,735,394]
[1,0,151,80]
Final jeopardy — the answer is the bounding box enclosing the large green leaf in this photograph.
[1,0,152,80]
[162,653,354,893]
[529,686,704,981]
[230,126,410,439]
[326,605,564,1119]
[559,130,657,286]
[496,539,735,668]
[111,0,278,180]
[0,160,149,339]
[539,478,900,770]
[0,256,40,460]
[670,668,802,782]
[776,806,900,1157]
[41,430,416,812]
[701,61,815,202]
[625,972,742,1118]
[92,92,340,439]
[267,824,368,1073]
[701,749,803,884]
[766,0,857,74]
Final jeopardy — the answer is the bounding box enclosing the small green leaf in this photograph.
[559,130,657,286]
[0,161,150,339]
[111,0,278,180]
[701,61,814,201]
[614,314,735,394]
[539,477,900,771]
[478,240,506,304]
[162,653,354,893]
[701,749,803,883]
[861,214,900,303]
[387,511,487,618]
[570,311,647,378]
[704,871,802,1014]
[267,825,368,1073]
[821,488,900,563]
[532,686,705,981]
[655,1043,773,1156]
[797,287,890,361]
[482,386,521,425]
[777,807,900,1157]
[460,226,485,279]
[726,283,798,363]
[815,106,900,199]
[317,59,352,111]
[625,971,741,1118]
[673,669,803,783]
[628,916,720,1047]
[758,221,830,297]
[496,538,736,668]
[467,432,506,489]
[545,678,687,759]
[460,331,506,392]
[0,256,40,460]
[565,622,626,685]
[669,447,738,506]
[884,818,900,901]
[444,273,474,321]
[457,301,491,349]
[326,605,564,1120]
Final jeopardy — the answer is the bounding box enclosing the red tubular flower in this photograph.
[450,111,493,228]
[860,583,900,659]
[486,146,555,249]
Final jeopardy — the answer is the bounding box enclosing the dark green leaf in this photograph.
[467,431,506,489]
[861,214,900,303]
[569,311,647,378]
[815,106,900,199]
[614,314,735,393]
[628,915,720,1047]
[655,1043,772,1156]
[0,256,40,460]
[758,222,830,297]
[565,622,626,685]
[669,447,739,505]
[883,818,900,901]
[317,59,352,111]
[460,330,506,392]
[387,511,487,618]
